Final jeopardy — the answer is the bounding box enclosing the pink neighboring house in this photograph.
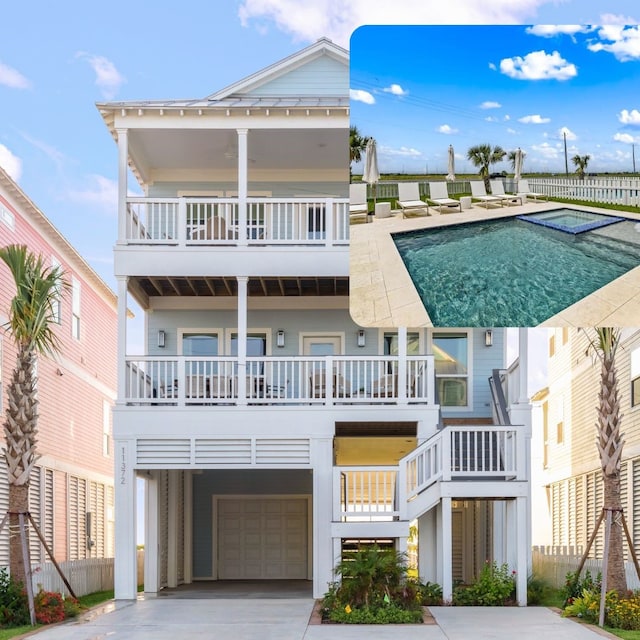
[0,167,117,565]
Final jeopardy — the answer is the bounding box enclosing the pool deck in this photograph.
[349,200,640,328]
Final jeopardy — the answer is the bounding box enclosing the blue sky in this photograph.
[350,23,640,175]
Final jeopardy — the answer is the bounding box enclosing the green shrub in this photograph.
[452,561,516,606]
[321,544,423,624]
[417,581,443,606]
[562,569,601,608]
[0,569,29,628]
[604,591,640,630]
[527,573,554,605]
[562,588,602,624]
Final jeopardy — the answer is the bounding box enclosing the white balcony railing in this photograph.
[123,355,434,407]
[124,196,349,246]
[335,424,525,523]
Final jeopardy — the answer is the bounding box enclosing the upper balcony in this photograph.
[123,196,349,247]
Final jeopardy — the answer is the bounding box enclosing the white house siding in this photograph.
[245,55,348,96]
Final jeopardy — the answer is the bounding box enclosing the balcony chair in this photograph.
[207,375,230,399]
[371,373,417,399]
[426,182,462,214]
[397,182,429,218]
[349,183,369,222]
[309,372,350,398]
[185,375,206,399]
[469,181,504,209]
[489,180,523,206]
[517,179,548,202]
[192,215,228,240]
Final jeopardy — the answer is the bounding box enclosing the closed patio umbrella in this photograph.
[514,147,524,182]
[446,144,455,181]
[363,137,379,209]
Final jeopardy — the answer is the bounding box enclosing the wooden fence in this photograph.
[532,546,640,590]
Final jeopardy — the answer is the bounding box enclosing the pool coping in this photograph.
[349,200,640,328]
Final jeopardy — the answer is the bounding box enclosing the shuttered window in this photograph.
[89,482,106,558]
[68,476,87,560]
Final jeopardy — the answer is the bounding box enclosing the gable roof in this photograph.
[207,37,348,101]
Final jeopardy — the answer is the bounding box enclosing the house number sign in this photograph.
[120,445,127,485]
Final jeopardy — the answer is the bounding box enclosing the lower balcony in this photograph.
[124,355,434,407]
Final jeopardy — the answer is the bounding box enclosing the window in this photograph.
[72,277,81,340]
[51,257,62,324]
[549,334,555,357]
[562,327,569,345]
[556,421,564,444]
[633,377,640,408]
[432,332,468,407]
[0,201,14,230]
[180,331,220,378]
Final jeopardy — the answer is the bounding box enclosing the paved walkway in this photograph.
[25,598,617,640]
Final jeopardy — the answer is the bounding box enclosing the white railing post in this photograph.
[116,128,128,245]
[177,358,186,406]
[325,356,334,406]
[442,430,452,481]
[398,459,407,520]
[177,198,186,246]
[332,468,342,521]
[398,327,408,405]
[237,129,248,247]
[325,197,333,246]
[426,355,435,404]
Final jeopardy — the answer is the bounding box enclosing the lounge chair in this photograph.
[517,179,548,202]
[349,183,369,222]
[469,181,504,209]
[192,215,229,240]
[489,180,523,206]
[427,182,462,213]
[397,182,429,218]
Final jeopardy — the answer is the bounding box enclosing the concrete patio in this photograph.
[349,200,640,328]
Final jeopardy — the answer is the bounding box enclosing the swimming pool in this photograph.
[517,208,625,234]
[393,213,640,326]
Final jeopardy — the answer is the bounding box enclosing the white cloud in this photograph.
[350,88,375,104]
[488,62,497,71]
[67,175,118,214]
[558,126,577,140]
[613,132,640,144]
[0,144,22,181]
[437,124,458,134]
[383,83,407,96]
[531,141,561,159]
[0,61,30,89]
[500,50,577,81]
[238,0,550,47]
[20,132,66,169]
[504,114,511,121]
[588,24,640,61]
[525,25,591,38]
[518,114,551,124]
[479,100,501,109]
[618,109,640,125]
[379,144,422,157]
[506,128,517,134]
[76,52,125,99]
[485,116,498,122]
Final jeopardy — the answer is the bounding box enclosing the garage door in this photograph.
[217,497,308,579]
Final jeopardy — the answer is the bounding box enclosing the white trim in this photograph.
[177,190,224,197]
[211,494,312,580]
[224,328,272,356]
[299,332,345,355]
[429,329,473,411]
[176,328,223,355]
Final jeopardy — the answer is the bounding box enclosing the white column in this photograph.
[116,277,128,404]
[116,128,128,244]
[183,471,193,584]
[237,129,248,247]
[516,496,528,606]
[114,439,137,599]
[313,437,335,598]
[441,497,453,602]
[236,276,248,405]
[418,509,438,583]
[167,470,178,588]
[518,328,529,404]
[144,471,159,593]
[397,327,408,404]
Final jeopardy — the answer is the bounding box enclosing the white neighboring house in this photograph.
[97,38,533,603]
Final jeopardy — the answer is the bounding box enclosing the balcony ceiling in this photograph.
[132,275,349,300]
[128,127,348,181]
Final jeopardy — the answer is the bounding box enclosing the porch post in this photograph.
[417,509,438,583]
[237,128,248,247]
[116,128,128,245]
[397,327,408,405]
[167,470,178,588]
[518,328,529,404]
[516,496,528,606]
[144,471,159,593]
[236,276,248,405]
[313,437,335,599]
[441,497,453,603]
[183,471,193,584]
[116,277,128,404]
[114,439,137,599]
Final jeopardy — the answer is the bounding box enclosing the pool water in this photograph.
[393,215,640,326]
[517,208,625,234]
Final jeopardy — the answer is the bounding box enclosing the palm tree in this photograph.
[0,245,67,587]
[591,327,627,596]
[572,154,591,180]
[350,125,369,175]
[507,149,526,172]
[467,143,506,191]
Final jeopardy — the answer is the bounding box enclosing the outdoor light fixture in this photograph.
[485,329,493,347]
[357,329,366,347]
[157,330,166,348]
[276,329,285,348]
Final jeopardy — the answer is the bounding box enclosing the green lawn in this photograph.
[606,630,640,640]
